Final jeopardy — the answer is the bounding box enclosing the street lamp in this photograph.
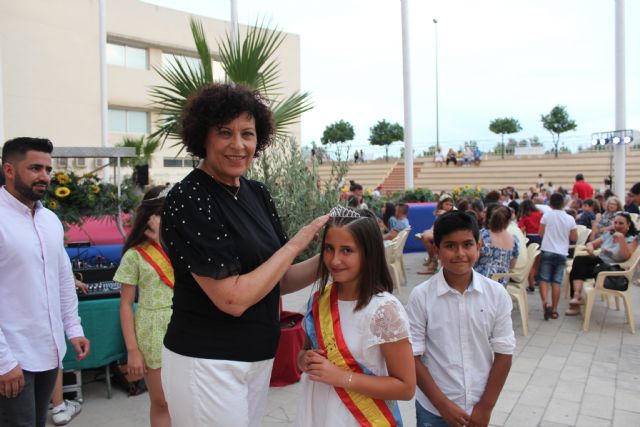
[433,18,439,152]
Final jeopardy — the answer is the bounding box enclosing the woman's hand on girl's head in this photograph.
[144,214,161,244]
[287,215,330,254]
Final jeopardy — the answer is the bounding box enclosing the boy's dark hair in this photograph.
[484,190,500,204]
[550,193,564,209]
[488,206,511,232]
[181,83,275,158]
[583,199,595,208]
[396,203,409,215]
[631,182,640,195]
[507,200,519,213]
[433,211,480,247]
[2,137,53,164]
[576,173,584,181]
[317,209,394,311]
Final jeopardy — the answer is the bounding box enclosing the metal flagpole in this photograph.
[400,0,414,189]
[614,0,626,196]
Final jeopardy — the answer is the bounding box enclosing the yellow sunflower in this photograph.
[91,185,100,194]
[464,184,471,189]
[55,173,70,185]
[48,200,58,209]
[54,187,71,198]
[476,186,482,192]
[341,186,348,193]
[454,187,461,193]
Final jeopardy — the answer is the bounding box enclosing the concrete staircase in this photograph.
[312,149,640,195]
[413,150,640,194]
[315,160,396,190]
[380,161,425,194]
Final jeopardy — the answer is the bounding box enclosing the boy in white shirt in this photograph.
[538,193,578,320]
[407,211,516,427]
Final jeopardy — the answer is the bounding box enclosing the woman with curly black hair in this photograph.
[160,83,328,426]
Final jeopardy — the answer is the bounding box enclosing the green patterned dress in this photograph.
[114,248,173,369]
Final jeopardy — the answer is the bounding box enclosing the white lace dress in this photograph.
[294,292,411,427]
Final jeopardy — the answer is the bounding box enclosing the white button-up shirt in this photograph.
[406,269,516,416]
[0,187,83,375]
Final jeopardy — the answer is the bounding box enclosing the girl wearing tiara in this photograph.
[295,207,415,426]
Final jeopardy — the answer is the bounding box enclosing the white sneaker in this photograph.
[51,400,82,425]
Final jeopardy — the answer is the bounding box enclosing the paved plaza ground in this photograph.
[48,252,640,427]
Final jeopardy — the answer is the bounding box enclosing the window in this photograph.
[55,158,68,168]
[74,158,86,168]
[108,109,149,134]
[162,53,226,81]
[107,43,148,70]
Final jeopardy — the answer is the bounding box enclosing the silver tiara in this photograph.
[329,205,361,218]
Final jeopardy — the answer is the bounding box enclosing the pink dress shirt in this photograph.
[0,187,84,374]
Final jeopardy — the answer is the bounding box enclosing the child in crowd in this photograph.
[407,211,515,427]
[383,203,410,240]
[114,186,173,427]
[296,207,415,426]
[417,194,455,274]
[537,193,578,320]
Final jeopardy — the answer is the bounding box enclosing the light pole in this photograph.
[433,18,439,153]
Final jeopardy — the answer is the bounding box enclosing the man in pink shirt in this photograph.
[571,174,594,201]
[0,137,90,427]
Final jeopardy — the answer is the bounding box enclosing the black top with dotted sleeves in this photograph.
[161,168,288,362]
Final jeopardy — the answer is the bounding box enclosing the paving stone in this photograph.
[612,409,640,427]
[543,398,580,425]
[573,343,597,354]
[576,414,612,427]
[504,371,531,393]
[552,380,586,403]
[546,343,573,357]
[490,409,509,426]
[529,333,554,347]
[529,368,561,387]
[538,354,567,371]
[511,357,539,375]
[495,390,521,413]
[581,392,614,419]
[519,345,547,360]
[614,388,640,413]
[560,365,589,382]
[585,376,616,396]
[567,350,594,365]
[519,384,553,407]
[504,404,545,427]
[589,361,618,379]
[553,332,578,345]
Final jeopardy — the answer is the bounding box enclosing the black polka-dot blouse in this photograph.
[161,168,288,362]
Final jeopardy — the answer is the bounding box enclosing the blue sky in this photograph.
[147,0,640,158]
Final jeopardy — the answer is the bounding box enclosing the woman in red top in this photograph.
[518,200,543,244]
[518,200,543,292]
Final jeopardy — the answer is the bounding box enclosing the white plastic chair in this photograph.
[492,243,540,336]
[385,228,411,290]
[582,247,640,334]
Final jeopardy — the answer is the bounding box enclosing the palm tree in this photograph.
[117,136,160,167]
[150,18,312,150]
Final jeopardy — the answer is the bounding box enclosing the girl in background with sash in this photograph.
[115,186,173,427]
[296,208,415,426]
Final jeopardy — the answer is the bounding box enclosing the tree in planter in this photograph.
[321,120,355,146]
[369,120,404,162]
[117,135,161,188]
[248,137,348,260]
[540,105,577,158]
[489,117,522,158]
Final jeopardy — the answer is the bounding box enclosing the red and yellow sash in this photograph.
[311,284,397,427]
[134,241,174,289]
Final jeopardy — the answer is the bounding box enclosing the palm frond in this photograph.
[272,92,314,139]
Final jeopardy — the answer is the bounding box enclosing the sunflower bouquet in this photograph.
[43,171,140,226]
[452,185,486,202]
